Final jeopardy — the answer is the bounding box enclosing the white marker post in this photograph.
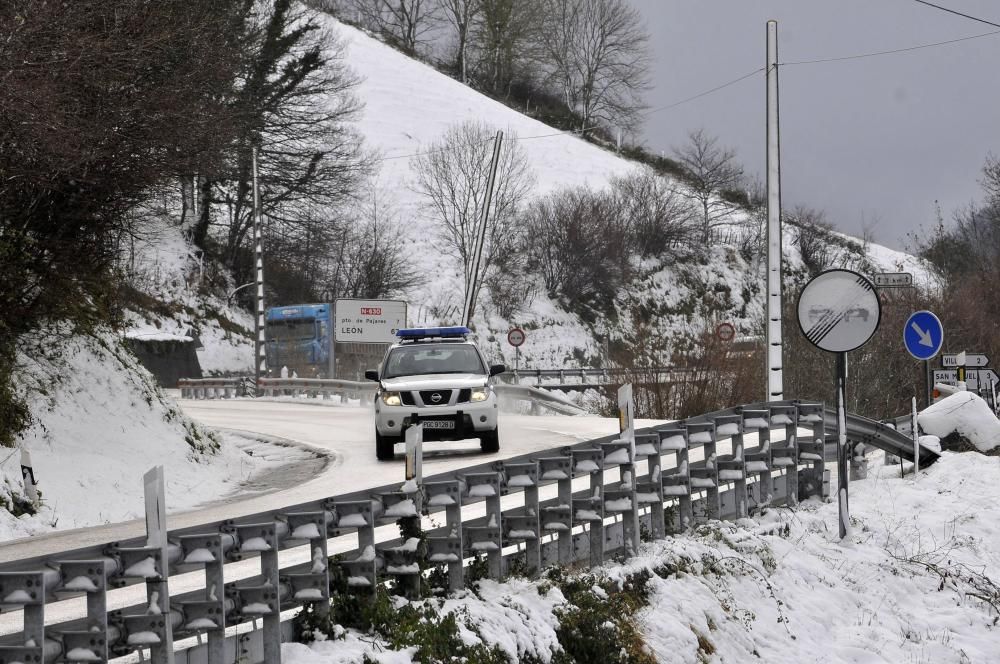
[617,384,640,555]
[404,424,423,484]
[911,397,919,479]
[20,448,39,508]
[143,466,174,664]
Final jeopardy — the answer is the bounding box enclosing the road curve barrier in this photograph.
[0,400,939,664]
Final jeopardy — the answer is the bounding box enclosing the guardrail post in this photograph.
[634,434,664,539]
[422,480,464,592]
[231,522,283,664]
[572,449,604,566]
[658,428,692,531]
[769,405,799,507]
[332,501,378,594]
[57,560,109,664]
[794,403,826,501]
[175,534,227,664]
[686,422,719,522]
[742,409,772,511]
[538,456,573,564]
[281,512,331,612]
[713,414,746,519]
[501,462,540,576]
[462,473,503,581]
[0,572,46,664]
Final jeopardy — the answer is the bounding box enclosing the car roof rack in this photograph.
[396,326,470,343]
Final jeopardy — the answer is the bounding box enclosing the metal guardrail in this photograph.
[493,385,588,416]
[503,366,693,387]
[0,399,940,664]
[177,378,587,416]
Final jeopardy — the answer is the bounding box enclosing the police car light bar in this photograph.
[396,326,470,340]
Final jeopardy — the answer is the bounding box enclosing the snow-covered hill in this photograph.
[326,16,934,368]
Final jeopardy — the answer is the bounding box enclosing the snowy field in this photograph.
[282,449,1000,664]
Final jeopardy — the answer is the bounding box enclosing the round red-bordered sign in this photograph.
[715,322,736,342]
[507,327,526,347]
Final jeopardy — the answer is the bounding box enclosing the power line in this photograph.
[781,27,1000,65]
[912,0,1000,29]
[644,67,765,115]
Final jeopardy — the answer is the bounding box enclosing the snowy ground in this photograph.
[0,338,322,544]
[283,449,1000,664]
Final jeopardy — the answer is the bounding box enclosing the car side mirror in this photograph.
[489,364,506,376]
[364,370,379,382]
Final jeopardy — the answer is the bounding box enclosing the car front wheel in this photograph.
[376,432,396,461]
[479,428,499,454]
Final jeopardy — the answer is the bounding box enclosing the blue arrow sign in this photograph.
[903,310,944,360]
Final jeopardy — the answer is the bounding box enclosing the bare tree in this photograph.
[541,0,651,135]
[411,121,535,318]
[347,0,438,53]
[610,170,699,257]
[981,153,1000,204]
[471,0,544,95]
[524,186,631,312]
[672,129,744,243]
[437,0,481,83]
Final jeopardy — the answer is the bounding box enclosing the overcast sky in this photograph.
[634,0,1000,250]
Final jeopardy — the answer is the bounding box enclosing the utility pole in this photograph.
[252,145,267,382]
[765,20,784,400]
[462,131,503,327]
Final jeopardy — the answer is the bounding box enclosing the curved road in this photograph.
[1,398,659,562]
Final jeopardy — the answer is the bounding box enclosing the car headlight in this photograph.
[382,391,402,406]
[470,387,490,402]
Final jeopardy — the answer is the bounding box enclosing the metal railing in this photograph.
[0,399,939,664]
[177,378,587,417]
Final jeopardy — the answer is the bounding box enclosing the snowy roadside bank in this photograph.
[283,449,1000,663]
[1,337,328,543]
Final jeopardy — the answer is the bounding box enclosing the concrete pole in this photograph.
[765,20,784,400]
[252,145,267,381]
[462,131,503,327]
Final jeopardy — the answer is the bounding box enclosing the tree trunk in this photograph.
[192,177,214,249]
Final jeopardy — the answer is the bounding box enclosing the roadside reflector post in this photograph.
[143,466,175,664]
[911,397,919,478]
[20,448,39,508]
[405,424,423,486]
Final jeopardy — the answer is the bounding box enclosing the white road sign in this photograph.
[933,368,999,391]
[335,299,407,343]
[797,269,881,353]
[942,353,989,367]
[873,272,913,288]
[978,368,999,387]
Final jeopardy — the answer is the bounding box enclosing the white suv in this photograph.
[365,326,505,461]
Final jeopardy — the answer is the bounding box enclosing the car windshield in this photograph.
[382,344,485,378]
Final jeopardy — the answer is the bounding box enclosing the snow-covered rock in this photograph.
[919,391,1000,452]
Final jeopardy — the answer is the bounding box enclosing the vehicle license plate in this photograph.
[422,420,455,430]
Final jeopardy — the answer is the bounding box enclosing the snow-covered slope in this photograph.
[328,17,935,367]
[0,334,294,541]
[123,214,255,375]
